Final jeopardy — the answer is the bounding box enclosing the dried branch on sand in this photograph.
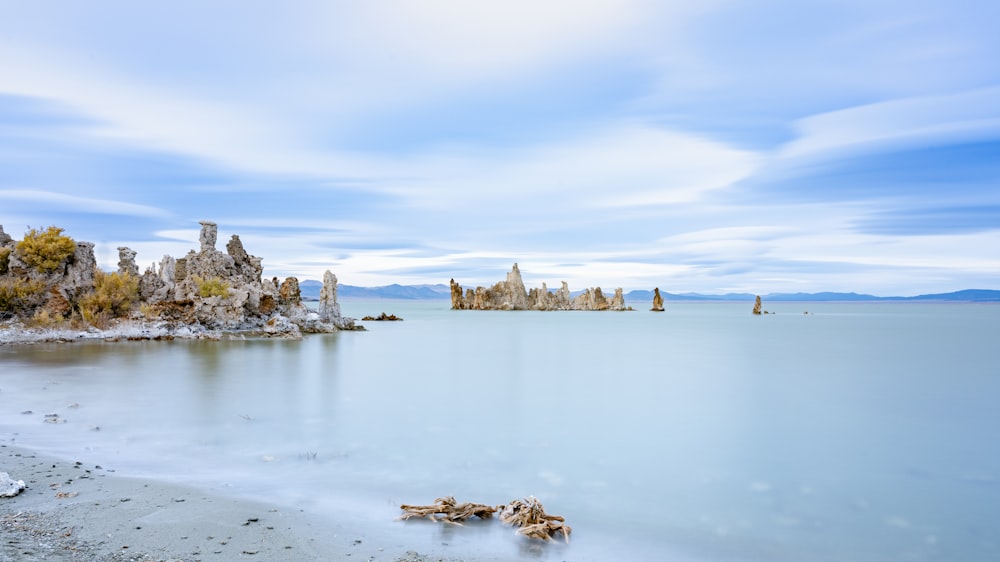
[398,496,497,525]
[498,496,572,543]
[400,495,571,543]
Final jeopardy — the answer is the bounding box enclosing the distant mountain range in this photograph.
[299,281,1000,302]
[299,281,451,300]
[623,288,1000,302]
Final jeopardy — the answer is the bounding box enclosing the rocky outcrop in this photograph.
[361,312,402,321]
[1,233,97,316]
[450,264,632,311]
[753,295,762,315]
[0,220,359,337]
[651,288,665,311]
[63,243,97,301]
[41,286,72,318]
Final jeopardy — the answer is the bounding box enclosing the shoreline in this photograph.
[0,444,451,562]
[0,317,364,347]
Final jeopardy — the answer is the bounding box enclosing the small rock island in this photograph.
[450,263,632,311]
[0,221,359,343]
[650,288,665,311]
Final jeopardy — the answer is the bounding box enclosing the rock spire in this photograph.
[651,288,665,311]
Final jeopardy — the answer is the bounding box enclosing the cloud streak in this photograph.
[1,189,169,219]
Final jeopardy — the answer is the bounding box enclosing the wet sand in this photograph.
[0,444,451,562]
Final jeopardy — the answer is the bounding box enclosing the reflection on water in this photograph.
[2,301,999,561]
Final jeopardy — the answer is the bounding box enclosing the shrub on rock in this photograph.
[78,270,139,325]
[15,226,76,274]
[0,279,47,316]
[192,275,230,298]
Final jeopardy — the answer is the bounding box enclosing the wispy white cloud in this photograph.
[778,87,1000,162]
[0,189,169,218]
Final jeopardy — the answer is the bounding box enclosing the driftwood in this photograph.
[398,496,497,525]
[399,495,571,543]
[498,496,572,543]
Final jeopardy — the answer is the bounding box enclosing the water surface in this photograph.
[2,301,998,561]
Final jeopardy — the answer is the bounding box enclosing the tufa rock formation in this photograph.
[199,220,217,252]
[0,221,358,336]
[752,295,762,315]
[117,246,139,277]
[0,227,96,318]
[450,263,631,311]
[318,270,341,322]
[651,288,665,311]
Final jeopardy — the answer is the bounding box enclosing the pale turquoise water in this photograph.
[1,301,998,561]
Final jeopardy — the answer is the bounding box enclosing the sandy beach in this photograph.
[0,444,454,562]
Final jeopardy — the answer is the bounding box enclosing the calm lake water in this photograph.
[2,301,999,561]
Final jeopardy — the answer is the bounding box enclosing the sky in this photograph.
[1,0,999,295]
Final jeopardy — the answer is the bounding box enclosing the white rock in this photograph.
[1,472,26,498]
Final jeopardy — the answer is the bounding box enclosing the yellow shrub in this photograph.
[0,247,10,274]
[78,270,139,324]
[16,226,76,274]
[192,275,230,298]
[0,278,47,314]
[29,308,64,328]
[139,302,160,320]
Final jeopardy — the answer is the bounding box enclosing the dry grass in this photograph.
[28,309,64,328]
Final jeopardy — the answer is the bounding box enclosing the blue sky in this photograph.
[1,0,998,295]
